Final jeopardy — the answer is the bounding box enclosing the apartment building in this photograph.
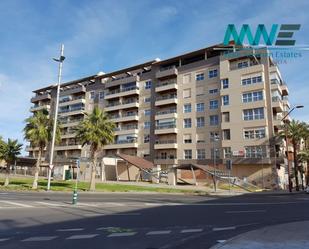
[27,44,290,185]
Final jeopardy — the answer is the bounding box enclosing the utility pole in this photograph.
[47,44,65,191]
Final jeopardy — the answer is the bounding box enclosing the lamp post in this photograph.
[47,44,65,191]
[281,105,304,192]
[212,133,220,192]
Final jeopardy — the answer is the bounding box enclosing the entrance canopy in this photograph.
[116,153,154,170]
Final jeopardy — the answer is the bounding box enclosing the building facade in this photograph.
[27,44,290,186]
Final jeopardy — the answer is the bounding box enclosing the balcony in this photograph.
[155,109,177,120]
[114,126,138,135]
[59,97,85,107]
[105,75,140,88]
[155,80,178,92]
[156,66,178,79]
[282,96,290,109]
[105,100,139,111]
[155,95,177,106]
[281,83,289,96]
[61,132,76,139]
[273,115,284,128]
[30,104,50,112]
[60,119,83,128]
[55,145,82,151]
[60,86,86,96]
[154,158,177,165]
[110,113,139,122]
[154,140,178,149]
[155,124,177,135]
[272,96,284,112]
[31,93,51,103]
[105,86,139,100]
[104,139,138,149]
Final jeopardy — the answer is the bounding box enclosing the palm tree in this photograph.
[24,110,60,189]
[75,107,115,191]
[0,139,22,186]
[280,120,303,191]
[299,122,309,186]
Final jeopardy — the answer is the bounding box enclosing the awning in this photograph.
[175,163,229,177]
[116,153,155,170]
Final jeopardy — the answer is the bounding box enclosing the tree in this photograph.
[0,139,22,186]
[280,120,303,191]
[24,110,60,189]
[75,107,115,191]
[299,122,309,186]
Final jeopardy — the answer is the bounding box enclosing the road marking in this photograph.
[0,238,10,242]
[180,229,203,233]
[213,226,236,231]
[109,213,141,216]
[104,202,125,206]
[225,210,266,214]
[22,236,58,242]
[36,201,65,207]
[146,230,171,235]
[57,228,84,232]
[217,240,226,243]
[76,203,98,207]
[66,234,98,240]
[0,201,33,208]
[108,232,136,237]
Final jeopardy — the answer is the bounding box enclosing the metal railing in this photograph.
[156,80,177,88]
[106,86,139,95]
[155,140,177,144]
[155,124,176,129]
[156,95,177,101]
[156,109,177,115]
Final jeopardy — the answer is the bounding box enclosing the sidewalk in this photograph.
[212,221,309,249]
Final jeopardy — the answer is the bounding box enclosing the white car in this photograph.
[306,186,309,194]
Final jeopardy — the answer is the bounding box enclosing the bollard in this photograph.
[72,189,78,205]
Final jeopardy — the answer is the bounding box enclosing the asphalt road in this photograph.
[0,191,309,249]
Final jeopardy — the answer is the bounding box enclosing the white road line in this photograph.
[213,226,236,231]
[66,234,98,240]
[76,203,98,207]
[0,238,10,242]
[180,229,203,233]
[22,236,58,242]
[146,230,171,235]
[57,228,84,232]
[108,232,136,237]
[217,240,226,243]
[109,213,141,216]
[225,210,266,214]
[104,202,125,206]
[36,201,65,207]
[0,201,33,208]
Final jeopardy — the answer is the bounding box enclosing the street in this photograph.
[0,191,309,249]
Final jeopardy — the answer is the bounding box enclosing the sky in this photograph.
[0,0,308,154]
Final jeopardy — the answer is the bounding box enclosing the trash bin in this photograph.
[65,170,72,180]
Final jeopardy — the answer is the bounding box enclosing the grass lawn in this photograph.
[0,177,207,194]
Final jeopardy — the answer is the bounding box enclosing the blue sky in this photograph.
[0,0,308,154]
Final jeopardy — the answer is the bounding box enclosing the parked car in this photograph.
[305,186,309,194]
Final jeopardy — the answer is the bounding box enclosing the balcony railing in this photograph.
[115,138,137,144]
[155,123,176,129]
[114,125,138,131]
[159,65,177,72]
[59,107,85,114]
[156,95,177,101]
[59,96,84,103]
[156,80,177,88]
[156,109,177,115]
[106,86,139,95]
[155,140,177,144]
[272,96,281,102]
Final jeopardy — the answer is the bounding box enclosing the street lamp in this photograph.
[47,44,65,191]
[281,105,304,192]
[212,133,220,192]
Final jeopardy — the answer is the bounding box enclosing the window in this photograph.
[184,118,192,128]
[244,127,266,139]
[197,149,206,159]
[196,103,205,112]
[221,79,229,89]
[223,129,231,140]
[238,61,249,69]
[210,115,219,126]
[184,103,192,113]
[144,121,150,129]
[145,80,152,89]
[245,146,266,158]
[196,73,204,81]
[144,97,151,103]
[241,75,262,86]
[99,91,104,99]
[183,89,191,98]
[223,147,232,158]
[243,108,264,121]
[90,91,95,99]
[196,133,205,143]
[210,100,218,109]
[184,134,192,144]
[222,112,230,122]
[209,69,218,78]
[196,117,205,128]
[184,150,192,159]
[183,74,191,84]
[144,109,151,116]
[222,95,229,106]
[209,88,219,94]
[242,91,263,103]
[196,86,204,96]
[144,134,150,143]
